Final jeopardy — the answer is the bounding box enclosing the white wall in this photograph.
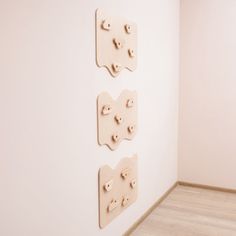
[179,0,236,189]
[0,0,179,235]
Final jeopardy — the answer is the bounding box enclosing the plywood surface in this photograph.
[97,90,137,150]
[99,155,138,228]
[96,9,137,77]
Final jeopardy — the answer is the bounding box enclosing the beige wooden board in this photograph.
[130,185,236,236]
[99,155,138,228]
[96,9,137,77]
[97,90,137,150]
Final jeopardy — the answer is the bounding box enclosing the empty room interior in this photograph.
[1,0,236,235]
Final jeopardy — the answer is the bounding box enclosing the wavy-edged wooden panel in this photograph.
[97,90,137,150]
[99,155,138,228]
[96,9,137,77]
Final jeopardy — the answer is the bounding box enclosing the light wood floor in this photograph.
[130,185,236,236]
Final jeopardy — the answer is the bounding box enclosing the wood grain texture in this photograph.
[129,185,236,236]
[124,182,178,236]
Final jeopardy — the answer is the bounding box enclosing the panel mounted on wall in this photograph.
[98,154,138,228]
[96,9,137,77]
[97,90,137,150]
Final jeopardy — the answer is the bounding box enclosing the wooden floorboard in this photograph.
[130,185,236,236]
